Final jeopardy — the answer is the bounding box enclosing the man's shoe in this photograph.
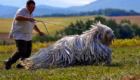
[4,60,12,70]
[16,64,24,69]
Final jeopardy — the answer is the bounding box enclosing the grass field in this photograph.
[1,15,140,34]
[0,47,140,80]
[106,16,140,26]
[1,16,140,80]
[0,16,94,34]
[0,16,95,43]
[1,15,140,43]
[0,39,140,80]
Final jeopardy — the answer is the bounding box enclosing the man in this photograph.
[4,0,44,70]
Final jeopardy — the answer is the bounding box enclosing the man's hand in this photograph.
[39,32,44,37]
[34,25,44,36]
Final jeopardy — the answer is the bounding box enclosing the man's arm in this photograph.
[34,25,44,36]
[15,15,35,22]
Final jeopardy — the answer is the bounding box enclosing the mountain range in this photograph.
[0,0,140,18]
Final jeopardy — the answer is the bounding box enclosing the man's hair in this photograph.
[26,0,35,6]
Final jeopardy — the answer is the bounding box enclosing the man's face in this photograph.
[27,3,35,14]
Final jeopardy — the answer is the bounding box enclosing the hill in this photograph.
[0,5,19,17]
[68,0,140,12]
[0,0,140,18]
[0,5,77,18]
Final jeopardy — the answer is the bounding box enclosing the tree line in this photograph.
[36,8,140,17]
[32,16,140,42]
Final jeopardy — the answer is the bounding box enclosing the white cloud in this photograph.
[0,0,97,8]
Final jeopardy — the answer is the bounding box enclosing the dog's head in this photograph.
[95,22,115,46]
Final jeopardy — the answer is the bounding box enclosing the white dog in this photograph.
[21,22,115,69]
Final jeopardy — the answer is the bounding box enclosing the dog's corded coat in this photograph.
[21,22,115,69]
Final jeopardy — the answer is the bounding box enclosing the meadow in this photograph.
[0,38,140,80]
[1,15,140,43]
[1,15,140,34]
[0,16,94,34]
[0,16,140,80]
[0,16,95,43]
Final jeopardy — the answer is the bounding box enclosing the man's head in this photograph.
[26,0,35,14]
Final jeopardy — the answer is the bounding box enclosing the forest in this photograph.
[39,8,140,17]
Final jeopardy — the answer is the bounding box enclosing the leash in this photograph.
[36,20,84,31]
[35,20,84,42]
[35,20,50,39]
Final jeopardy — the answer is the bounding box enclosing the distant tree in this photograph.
[120,19,131,25]
[54,31,59,40]
[1,40,7,45]
[56,19,93,38]
[94,16,106,24]
[131,23,140,37]
[40,8,140,17]
[32,34,56,42]
[103,8,139,16]
[119,23,135,39]
[64,23,76,35]
[84,19,94,30]
[75,20,83,34]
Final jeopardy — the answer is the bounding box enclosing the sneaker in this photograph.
[4,60,12,70]
[16,64,24,69]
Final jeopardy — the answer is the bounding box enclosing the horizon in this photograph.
[0,0,140,18]
[0,0,97,8]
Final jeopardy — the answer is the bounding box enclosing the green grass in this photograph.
[0,47,140,80]
[1,16,140,79]
[0,16,94,35]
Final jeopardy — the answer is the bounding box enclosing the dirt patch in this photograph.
[105,16,140,26]
[0,33,36,43]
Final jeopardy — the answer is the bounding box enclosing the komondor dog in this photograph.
[21,22,115,69]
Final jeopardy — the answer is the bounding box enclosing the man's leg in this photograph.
[4,40,27,70]
[21,40,32,60]
[16,40,32,68]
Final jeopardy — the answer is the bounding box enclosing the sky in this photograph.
[0,0,97,8]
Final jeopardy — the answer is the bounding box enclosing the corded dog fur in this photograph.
[21,22,115,69]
